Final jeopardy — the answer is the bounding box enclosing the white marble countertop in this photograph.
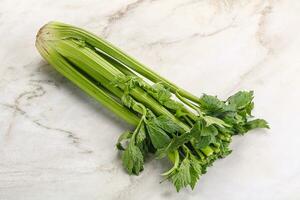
[1,0,300,199]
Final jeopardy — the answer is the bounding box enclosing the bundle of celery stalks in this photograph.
[36,21,269,191]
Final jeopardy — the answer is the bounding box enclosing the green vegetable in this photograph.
[35,21,269,191]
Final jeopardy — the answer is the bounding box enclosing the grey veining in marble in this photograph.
[0,0,300,199]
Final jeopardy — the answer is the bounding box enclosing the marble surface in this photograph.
[1,0,300,199]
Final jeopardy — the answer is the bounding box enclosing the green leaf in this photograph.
[153,83,172,102]
[121,94,145,115]
[219,142,232,158]
[194,136,211,149]
[135,123,149,156]
[122,142,144,175]
[201,125,218,136]
[113,75,148,93]
[190,156,201,174]
[189,156,201,189]
[146,83,170,103]
[190,167,199,190]
[170,157,191,192]
[146,83,184,112]
[245,119,269,130]
[203,116,230,128]
[116,131,132,150]
[245,102,254,116]
[228,91,254,109]
[199,94,226,113]
[145,109,156,119]
[175,109,187,118]
[145,121,171,149]
[155,120,202,159]
[164,100,184,111]
[189,120,202,136]
[121,94,133,108]
[136,123,146,144]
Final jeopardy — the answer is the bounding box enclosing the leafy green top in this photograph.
[114,77,269,191]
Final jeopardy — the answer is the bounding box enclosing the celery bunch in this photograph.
[36,21,269,191]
